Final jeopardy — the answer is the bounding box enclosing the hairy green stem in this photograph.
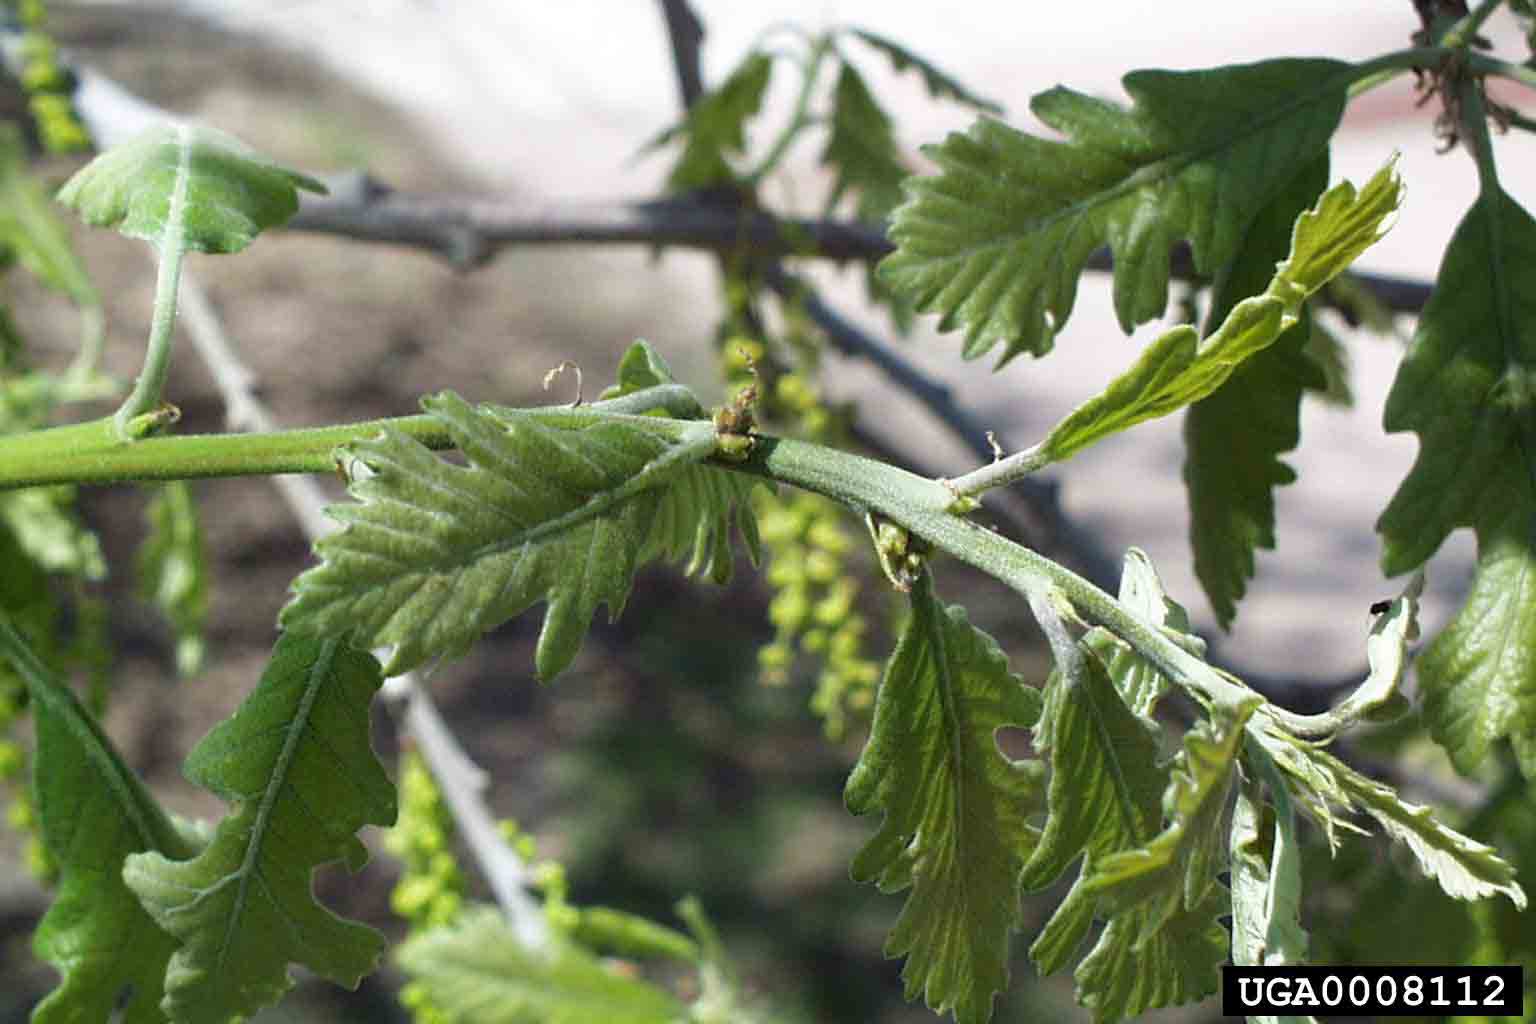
[0,384,701,489]
[731,435,1258,710]
[113,169,189,440]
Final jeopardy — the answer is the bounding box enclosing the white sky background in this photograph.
[140,0,1536,677]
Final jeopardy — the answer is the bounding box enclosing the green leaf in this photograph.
[657,53,773,192]
[1034,159,1401,465]
[1300,316,1354,407]
[0,122,97,305]
[136,482,209,676]
[1085,694,1260,936]
[844,29,1002,114]
[1229,766,1313,978]
[1323,746,1527,909]
[281,391,732,679]
[0,613,193,1024]
[1251,719,1525,908]
[1081,548,1199,717]
[1020,645,1164,891]
[1376,185,1536,778]
[845,572,1043,1024]
[881,58,1352,363]
[56,123,326,254]
[398,906,686,1024]
[1072,884,1227,1024]
[122,633,396,1022]
[821,62,906,223]
[1185,154,1328,628]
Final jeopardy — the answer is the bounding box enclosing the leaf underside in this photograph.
[1376,185,1536,777]
[845,573,1042,1024]
[282,389,752,679]
[881,58,1348,363]
[123,633,395,1022]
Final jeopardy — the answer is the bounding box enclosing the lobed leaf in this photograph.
[1020,645,1164,892]
[123,633,396,1022]
[282,390,731,679]
[1085,694,1259,938]
[1033,159,1400,466]
[655,53,773,191]
[397,906,685,1024]
[55,122,325,254]
[880,58,1352,362]
[0,614,193,1024]
[821,62,907,222]
[1072,886,1227,1024]
[845,572,1043,1024]
[1376,185,1536,778]
[1184,154,1328,628]
[845,29,1002,114]
[1251,721,1525,908]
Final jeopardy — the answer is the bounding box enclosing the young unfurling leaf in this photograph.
[55,122,325,254]
[845,572,1042,1024]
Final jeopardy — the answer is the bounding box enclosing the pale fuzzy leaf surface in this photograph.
[397,907,685,1024]
[845,573,1043,1024]
[1185,154,1328,628]
[1377,186,1536,777]
[658,53,773,191]
[1020,645,1164,891]
[136,481,209,676]
[1073,886,1227,1024]
[845,29,1002,114]
[1037,160,1401,465]
[282,391,723,679]
[1321,746,1527,909]
[55,122,325,253]
[880,59,1350,362]
[7,616,194,1024]
[1081,548,1200,717]
[0,122,97,304]
[821,62,907,222]
[123,633,396,1022]
[1085,694,1260,938]
[0,486,105,579]
[1229,768,1318,1024]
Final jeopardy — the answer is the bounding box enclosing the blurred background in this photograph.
[1,2,1534,1021]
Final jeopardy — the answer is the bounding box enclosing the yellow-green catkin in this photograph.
[722,335,880,739]
[386,749,465,1024]
[8,1,89,153]
[0,670,54,884]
